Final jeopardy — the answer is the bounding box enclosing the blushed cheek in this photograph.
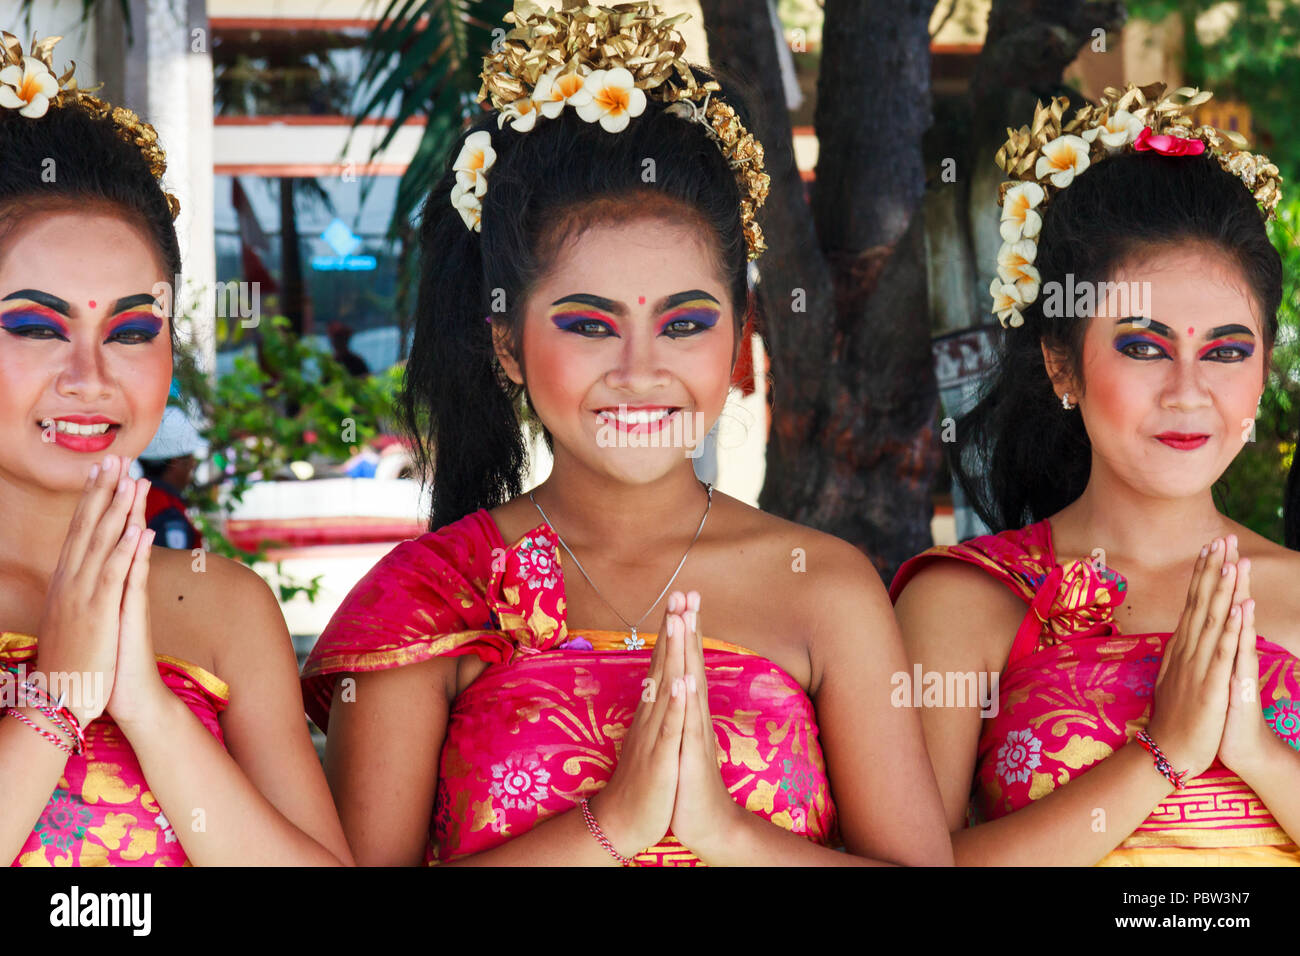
[520,335,592,424]
[1082,352,1150,448]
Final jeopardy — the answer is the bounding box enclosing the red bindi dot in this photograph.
[637,296,646,305]
[1187,327,1194,336]
[88,300,96,309]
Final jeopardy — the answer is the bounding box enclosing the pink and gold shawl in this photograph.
[302,510,839,865]
[2,633,230,866]
[890,520,1300,866]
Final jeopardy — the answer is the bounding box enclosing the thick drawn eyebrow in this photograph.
[1,290,160,318]
[1114,318,1257,341]
[110,293,159,316]
[550,289,721,317]
[2,289,71,315]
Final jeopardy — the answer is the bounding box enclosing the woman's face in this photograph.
[496,214,737,487]
[1061,243,1267,500]
[0,210,172,492]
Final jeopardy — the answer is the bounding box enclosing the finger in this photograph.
[1233,556,1252,608]
[60,454,123,577]
[1185,539,1227,661]
[1232,599,1259,705]
[97,522,143,615]
[121,528,156,620]
[647,612,686,731]
[1210,601,1243,685]
[1195,559,1238,672]
[129,478,151,531]
[80,467,141,582]
[682,606,713,740]
[647,592,684,690]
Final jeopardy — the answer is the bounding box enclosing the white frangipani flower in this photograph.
[534,67,592,119]
[574,67,646,133]
[1082,110,1143,152]
[1034,134,1091,188]
[999,181,1045,243]
[0,56,59,118]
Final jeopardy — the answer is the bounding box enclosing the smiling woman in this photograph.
[893,87,1300,866]
[0,32,352,867]
[302,0,954,868]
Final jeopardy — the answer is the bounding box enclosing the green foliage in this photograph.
[1126,1,1300,542]
[352,0,515,244]
[1217,198,1300,543]
[171,311,405,602]
[1126,0,1300,184]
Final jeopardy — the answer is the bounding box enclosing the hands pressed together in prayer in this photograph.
[36,454,166,732]
[1148,533,1277,784]
[587,589,748,862]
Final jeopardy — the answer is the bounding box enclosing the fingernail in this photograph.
[89,464,99,481]
[144,529,156,547]
[1211,539,1220,552]
[687,591,700,611]
[1222,563,1234,576]
[671,678,681,699]
[1199,546,1208,558]
[686,673,696,693]
[669,593,682,612]
[685,610,697,632]
[1246,599,1255,613]
[125,525,139,539]
[1239,557,1250,573]
[1230,604,1240,617]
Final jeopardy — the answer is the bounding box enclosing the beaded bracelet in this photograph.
[4,709,75,755]
[1136,730,1189,789]
[580,797,635,866]
[16,680,84,755]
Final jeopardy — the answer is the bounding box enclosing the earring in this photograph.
[1061,392,1074,410]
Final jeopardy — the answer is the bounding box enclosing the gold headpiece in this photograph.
[0,31,180,220]
[989,82,1282,328]
[452,0,769,259]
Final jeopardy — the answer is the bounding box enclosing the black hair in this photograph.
[952,150,1283,533]
[403,68,755,531]
[0,101,182,354]
[139,458,171,482]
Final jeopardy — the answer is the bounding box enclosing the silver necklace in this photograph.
[529,480,713,649]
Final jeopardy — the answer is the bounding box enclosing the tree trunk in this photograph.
[700,0,940,582]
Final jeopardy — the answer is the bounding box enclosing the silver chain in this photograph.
[529,480,713,646]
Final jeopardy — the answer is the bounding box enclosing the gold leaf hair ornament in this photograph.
[0,31,180,220]
[989,82,1282,329]
[455,0,770,260]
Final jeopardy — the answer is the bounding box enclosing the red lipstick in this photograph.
[1155,432,1209,451]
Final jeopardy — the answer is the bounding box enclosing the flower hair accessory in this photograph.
[989,82,1282,328]
[0,31,180,220]
[451,0,770,259]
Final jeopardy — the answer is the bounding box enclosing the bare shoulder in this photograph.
[713,495,897,676]
[147,546,288,677]
[892,551,1024,672]
[1234,527,1300,647]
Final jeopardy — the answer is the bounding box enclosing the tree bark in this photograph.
[700,0,940,582]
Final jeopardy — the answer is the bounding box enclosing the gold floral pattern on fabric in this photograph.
[888,521,1300,865]
[2,632,229,867]
[303,510,841,865]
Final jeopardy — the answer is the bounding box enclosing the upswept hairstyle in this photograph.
[0,103,182,353]
[402,68,756,531]
[952,151,1284,533]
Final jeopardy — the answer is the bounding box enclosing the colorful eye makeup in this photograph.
[1,299,71,339]
[656,298,720,336]
[0,289,162,344]
[1112,318,1256,362]
[549,290,721,337]
[106,310,164,343]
